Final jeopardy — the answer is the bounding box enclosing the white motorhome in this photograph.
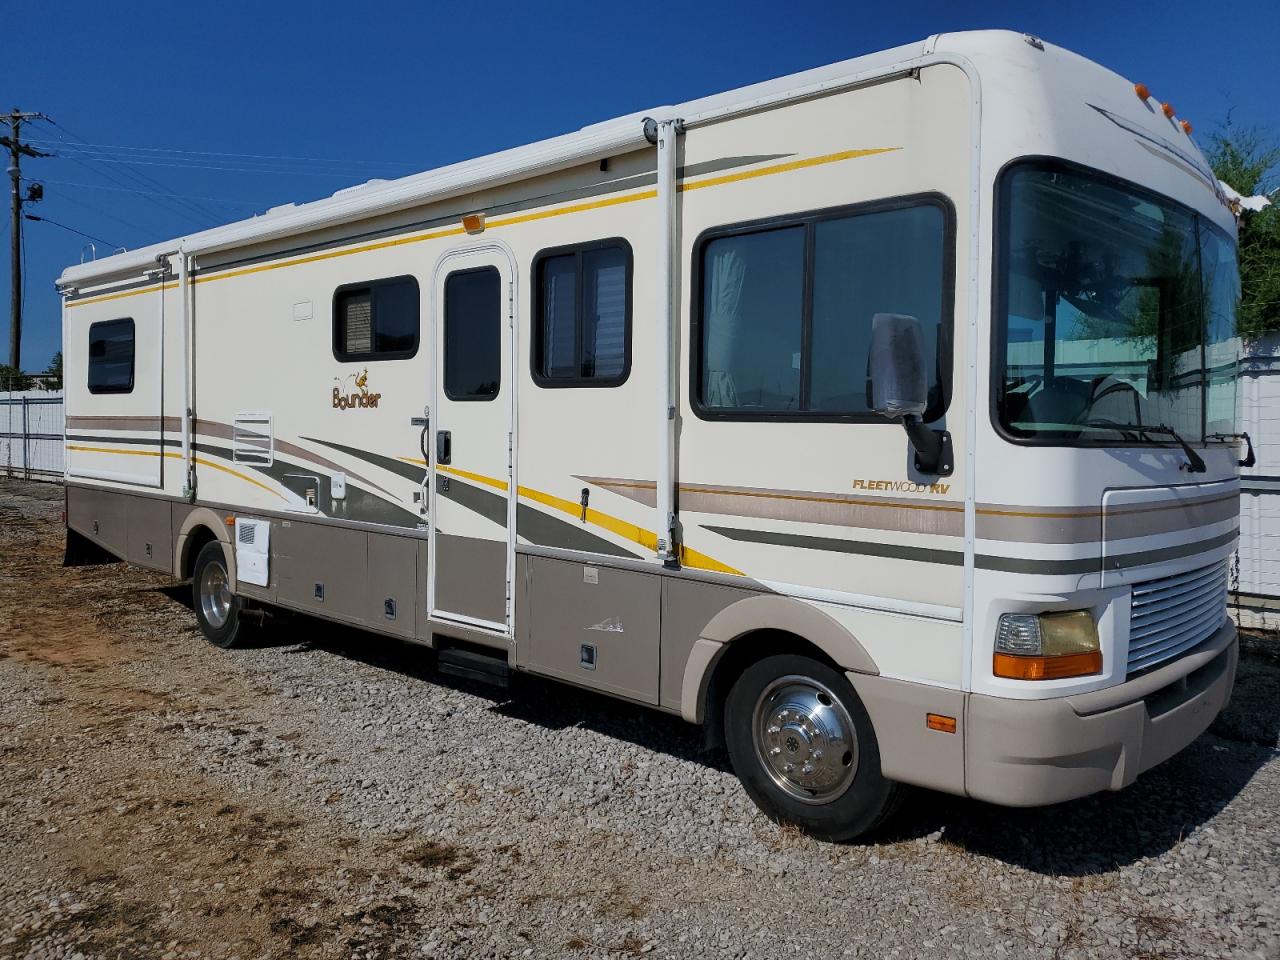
[57,31,1245,839]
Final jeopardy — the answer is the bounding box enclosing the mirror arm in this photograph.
[902,416,954,477]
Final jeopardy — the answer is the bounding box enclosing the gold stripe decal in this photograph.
[66,444,285,500]
[431,464,742,576]
[69,145,900,305]
[65,282,178,309]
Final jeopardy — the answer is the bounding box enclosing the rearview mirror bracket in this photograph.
[902,416,954,477]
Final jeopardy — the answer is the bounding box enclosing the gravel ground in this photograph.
[1,476,1278,959]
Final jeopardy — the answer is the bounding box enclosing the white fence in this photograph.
[1,390,64,481]
[1236,332,1280,628]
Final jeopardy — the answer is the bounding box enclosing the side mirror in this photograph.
[868,313,953,477]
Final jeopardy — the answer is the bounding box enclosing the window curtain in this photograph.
[703,245,747,407]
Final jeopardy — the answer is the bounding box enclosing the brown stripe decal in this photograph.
[580,476,964,538]
[583,476,1240,544]
[976,490,1241,543]
[66,415,182,432]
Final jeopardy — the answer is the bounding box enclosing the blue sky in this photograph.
[7,0,1278,372]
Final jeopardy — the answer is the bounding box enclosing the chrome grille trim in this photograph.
[1127,559,1228,675]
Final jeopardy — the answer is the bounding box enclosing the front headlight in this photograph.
[994,610,1102,680]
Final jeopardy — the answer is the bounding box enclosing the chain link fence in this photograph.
[1,376,64,482]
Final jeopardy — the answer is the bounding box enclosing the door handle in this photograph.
[436,430,452,465]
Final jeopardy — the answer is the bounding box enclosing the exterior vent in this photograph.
[237,523,255,545]
[1127,560,1228,675]
[233,414,273,466]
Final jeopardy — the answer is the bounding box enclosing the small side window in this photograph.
[333,275,419,361]
[532,239,631,387]
[444,267,502,401]
[88,318,135,394]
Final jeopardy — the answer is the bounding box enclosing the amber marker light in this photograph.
[926,713,957,734]
[1181,119,1193,135]
[462,213,485,234]
[1162,102,1176,119]
[224,515,235,527]
[1134,82,1150,100]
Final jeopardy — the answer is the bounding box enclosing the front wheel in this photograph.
[192,540,249,649]
[724,654,898,841]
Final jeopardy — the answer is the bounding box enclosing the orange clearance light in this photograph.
[1181,119,1193,135]
[1134,82,1150,100]
[1161,102,1176,119]
[926,713,957,734]
[224,515,235,527]
[462,213,485,234]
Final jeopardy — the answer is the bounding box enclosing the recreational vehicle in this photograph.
[57,31,1245,839]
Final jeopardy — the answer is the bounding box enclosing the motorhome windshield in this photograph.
[995,161,1240,444]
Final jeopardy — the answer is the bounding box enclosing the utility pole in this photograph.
[2,109,50,374]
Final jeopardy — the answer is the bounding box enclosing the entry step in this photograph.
[436,643,511,688]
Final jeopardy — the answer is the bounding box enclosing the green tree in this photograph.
[1206,122,1280,341]
[43,351,63,390]
[0,365,31,391]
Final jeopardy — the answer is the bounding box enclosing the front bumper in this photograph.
[964,621,1238,806]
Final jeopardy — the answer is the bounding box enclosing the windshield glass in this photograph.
[996,162,1240,443]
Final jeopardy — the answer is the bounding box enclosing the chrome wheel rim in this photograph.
[199,557,233,629]
[751,675,858,804]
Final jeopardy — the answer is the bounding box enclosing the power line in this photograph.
[39,118,226,225]
[43,117,229,223]
[22,136,415,169]
[33,177,265,208]
[25,214,120,252]
[40,151,378,179]
[38,185,160,238]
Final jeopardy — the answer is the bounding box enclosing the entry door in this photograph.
[428,246,515,634]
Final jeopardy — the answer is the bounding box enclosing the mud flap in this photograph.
[63,526,122,567]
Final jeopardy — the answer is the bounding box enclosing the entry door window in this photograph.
[443,267,501,401]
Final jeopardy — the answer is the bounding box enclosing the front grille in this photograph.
[1127,560,1228,675]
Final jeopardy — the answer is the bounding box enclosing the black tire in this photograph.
[192,540,248,649]
[724,653,899,842]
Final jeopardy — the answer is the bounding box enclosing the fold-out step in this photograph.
[436,643,511,688]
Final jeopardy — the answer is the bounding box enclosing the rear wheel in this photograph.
[192,540,248,649]
[724,653,898,841]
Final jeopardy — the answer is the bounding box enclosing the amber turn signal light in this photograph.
[1134,82,1150,100]
[1161,102,1176,119]
[994,650,1103,681]
[926,713,957,734]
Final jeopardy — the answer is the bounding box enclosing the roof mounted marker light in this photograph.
[1181,119,1193,135]
[1162,102,1176,119]
[1134,82,1151,100]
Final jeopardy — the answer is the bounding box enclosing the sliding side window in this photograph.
[532,239,631,387]
[333,275,420,361]
[444,267,501,401]
[87,318,135,394]
[694,197,953,420]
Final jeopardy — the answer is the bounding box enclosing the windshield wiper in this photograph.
[1208,432,1256,468]
[1077,420,1206,473]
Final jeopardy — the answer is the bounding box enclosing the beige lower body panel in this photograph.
[847,674,967,795]
[964,623,1238,806]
